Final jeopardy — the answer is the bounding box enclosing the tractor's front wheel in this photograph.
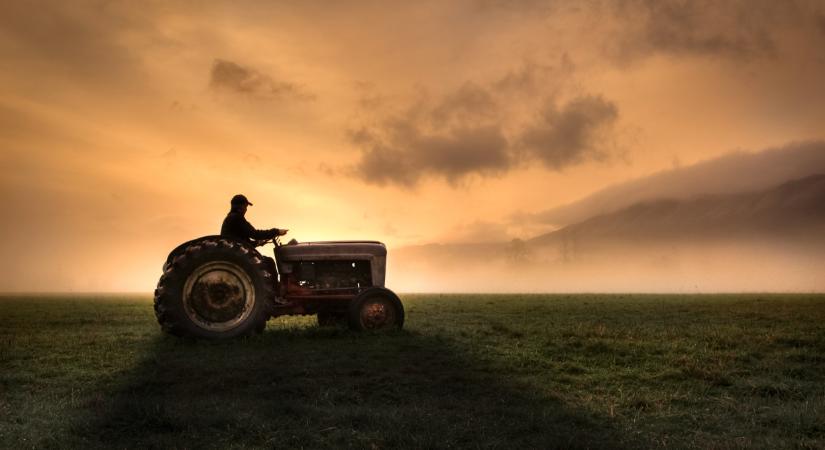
[347,288,404,331]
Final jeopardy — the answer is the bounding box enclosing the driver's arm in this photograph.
[242,219,281,240]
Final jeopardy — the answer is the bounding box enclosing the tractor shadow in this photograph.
[75,323,629,449]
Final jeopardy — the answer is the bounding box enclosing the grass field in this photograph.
[1,294,824,449]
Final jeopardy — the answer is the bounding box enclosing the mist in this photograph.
[389,171,825,293]
[388,238,825,293]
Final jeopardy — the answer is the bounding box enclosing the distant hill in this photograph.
[392,173,825,265]
[389,174,825,292]
[530,173,825,247]
[529,140,825,227]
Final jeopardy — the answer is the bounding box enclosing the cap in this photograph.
[230,194,253,206]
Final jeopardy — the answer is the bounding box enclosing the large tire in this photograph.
[154,237,275,338]
[347,287,404,331]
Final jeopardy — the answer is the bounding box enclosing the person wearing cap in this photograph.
[220,194,287,246]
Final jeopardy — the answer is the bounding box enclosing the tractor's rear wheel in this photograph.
[347,288,404,331]
[154,238,274,338]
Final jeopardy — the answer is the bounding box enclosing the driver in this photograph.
[220,194,287,246]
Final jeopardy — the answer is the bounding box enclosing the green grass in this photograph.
[1,294,824,449]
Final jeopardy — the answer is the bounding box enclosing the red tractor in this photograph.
[154,236,404,338]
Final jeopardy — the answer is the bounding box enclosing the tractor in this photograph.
[154,235,404,338]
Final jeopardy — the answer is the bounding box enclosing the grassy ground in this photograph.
[1,294,824,449]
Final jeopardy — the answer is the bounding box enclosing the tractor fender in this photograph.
[163,235,224,267]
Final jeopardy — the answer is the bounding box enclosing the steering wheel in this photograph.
[255,231,290,248]
[252,237,274,247]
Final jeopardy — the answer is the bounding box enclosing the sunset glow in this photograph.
[2,1,825,292]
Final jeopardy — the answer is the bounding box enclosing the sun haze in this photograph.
[2,0,825,292]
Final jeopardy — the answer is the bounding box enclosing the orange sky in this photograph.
[2,0,825,291]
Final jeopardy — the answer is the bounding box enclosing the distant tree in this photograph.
[561,233,576,263]
[507,238,531,263]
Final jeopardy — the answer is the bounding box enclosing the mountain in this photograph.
[388,174,825,292]
[530,173,825,247]
[393,173,825,257]
[529,140,825,227]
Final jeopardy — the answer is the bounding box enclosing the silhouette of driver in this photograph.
[220,194,287,246]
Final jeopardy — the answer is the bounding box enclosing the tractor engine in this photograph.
[276,241,387,297]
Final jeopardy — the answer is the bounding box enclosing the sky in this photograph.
[1,0,825,292]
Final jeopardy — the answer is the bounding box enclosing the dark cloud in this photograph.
[349,53,623,188]
[608,0,820,61]
[492,58,573,96]
[209,59,313,101]
[352,121,510,187]
[816,13,825,39]
[519,95,619,170]
[0,2,147,83]
[351,89,620,187]
[430,82,497,125]
[472,0,559,15]
[351,80,511,187]
[630,0,774,58]
[353,81,386,110]
[487,0,823,63]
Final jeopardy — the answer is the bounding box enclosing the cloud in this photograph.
[607,0,800,61]
[519,95,619,170]
[350,67,621,187]
[816,12,825,39]
[350,80,512,187]
[0,2,148,84]
[493,58,574,96]
[352,120,510,187]
[640,1,772,57]
[484,0,823,64]
[430,82,498,125]
[209,59,313,101]
[472,0,559,15]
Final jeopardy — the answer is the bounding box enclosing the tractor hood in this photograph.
[276,241,387,287]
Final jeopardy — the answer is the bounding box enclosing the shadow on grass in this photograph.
[73,324,627,449]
